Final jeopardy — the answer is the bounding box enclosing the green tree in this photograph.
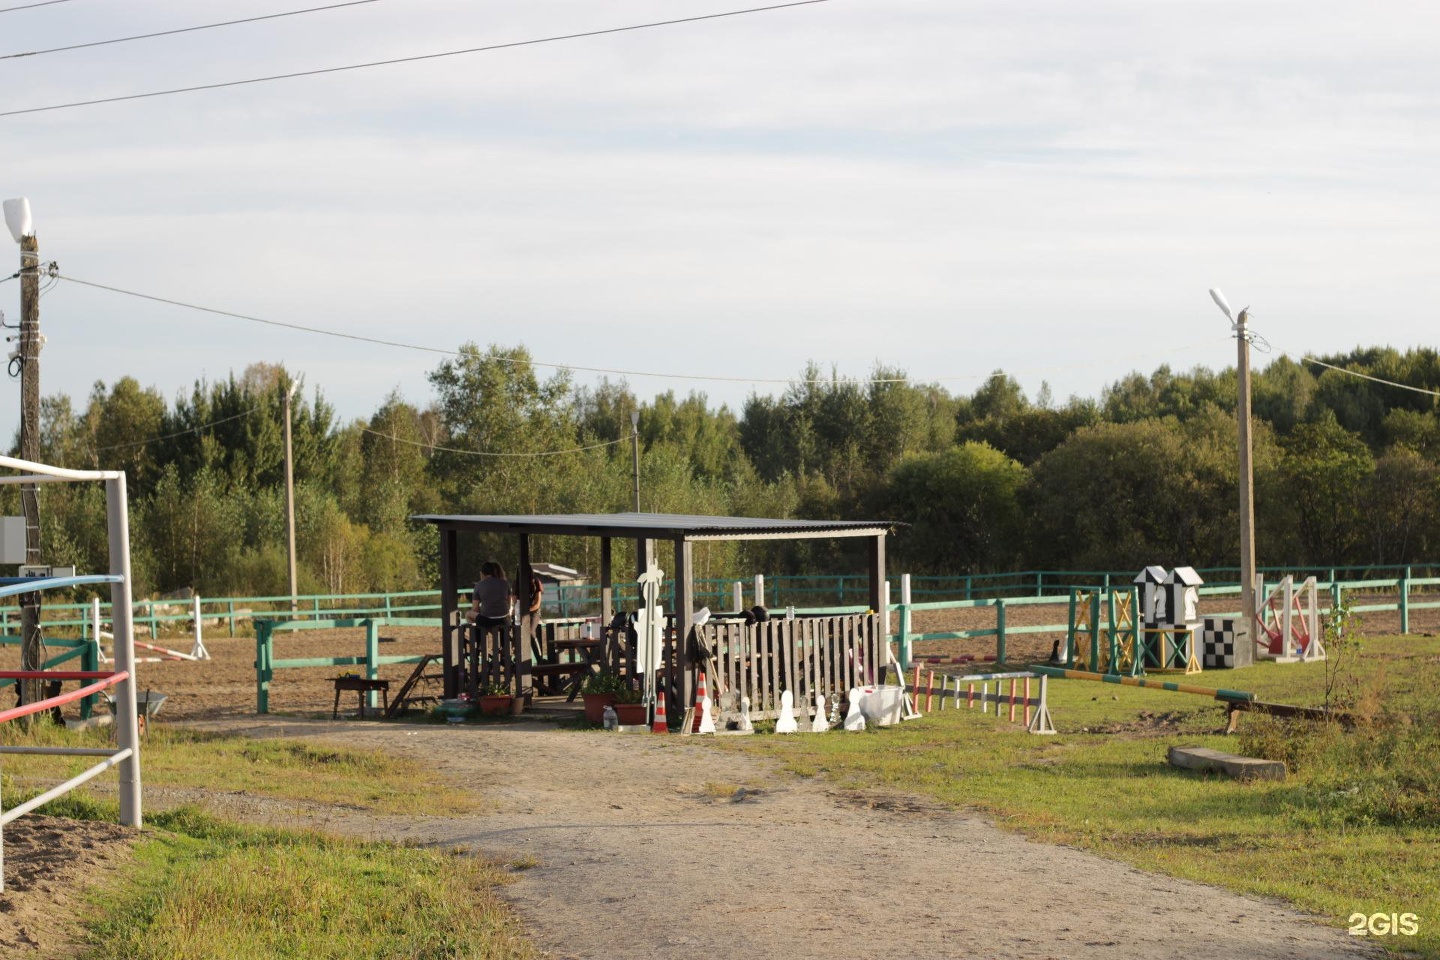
[880,443,1025,573]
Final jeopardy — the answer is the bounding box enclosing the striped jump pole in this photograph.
[1026,664,1255,703]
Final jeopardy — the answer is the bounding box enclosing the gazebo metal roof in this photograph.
[414,512,890,542]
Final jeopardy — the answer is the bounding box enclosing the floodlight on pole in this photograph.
[1211,286,1257,668]
[3,197,33,243]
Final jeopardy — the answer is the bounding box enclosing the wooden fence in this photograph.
[697,613,885,721]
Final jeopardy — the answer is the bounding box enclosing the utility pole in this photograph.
[5,198,43,704]
[630,409,652,580]
[1234,307,1257,667]
[630,410,641,512]
[283,380,298,614]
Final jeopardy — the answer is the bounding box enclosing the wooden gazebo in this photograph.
[417,512,890,727]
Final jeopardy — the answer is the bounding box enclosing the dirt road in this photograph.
[193,717,1377,960]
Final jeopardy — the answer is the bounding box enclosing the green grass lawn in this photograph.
[0,724,475,816]
[722,634,1440,958]
[35,796,532,960]
[4,727,515,958]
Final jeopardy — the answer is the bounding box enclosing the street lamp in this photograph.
[3,197,33,242]
[1210,287,1256,668]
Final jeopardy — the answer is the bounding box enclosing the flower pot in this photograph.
[479,694,513,717]
[583,693,619,724]
[613,702,648,726]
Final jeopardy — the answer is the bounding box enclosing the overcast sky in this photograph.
[3,0,1438,440]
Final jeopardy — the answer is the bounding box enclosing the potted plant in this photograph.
[581,671,628,724]
[478,682,514,717]
[611,684,647,727]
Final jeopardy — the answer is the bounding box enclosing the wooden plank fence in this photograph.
[697,613,884,721]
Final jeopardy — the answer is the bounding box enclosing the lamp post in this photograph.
[5,197,44,702]
[1210,288,1256,667]
[283,379,299,613]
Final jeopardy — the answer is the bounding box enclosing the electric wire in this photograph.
[0,0,834,118]
[1,0,384,61]
[0,0,77,13]
[360,426,623,457]
[53,273,1230,388]
[93,407,260,451]
[1291,353,1440,399]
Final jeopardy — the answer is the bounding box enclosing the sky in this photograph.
[3,0,1438,440]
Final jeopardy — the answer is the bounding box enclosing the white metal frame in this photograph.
[0,454,143,891]
[1253,574,1324,662]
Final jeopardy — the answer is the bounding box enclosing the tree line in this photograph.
[5,344,1439,599]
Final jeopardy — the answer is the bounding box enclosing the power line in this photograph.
[1,0,383,61]
[0,0,834,118]
[55,273,1230,389]
[94,407,260,451]
[1293,353,1440,400]
[361,426,623,458]
[0,0,78,13]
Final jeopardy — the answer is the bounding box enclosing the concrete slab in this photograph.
[1168,745,1287,781]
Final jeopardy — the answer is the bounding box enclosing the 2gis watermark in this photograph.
[1348,913,1420,937]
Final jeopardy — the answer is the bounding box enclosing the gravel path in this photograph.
[188,717,1379,960]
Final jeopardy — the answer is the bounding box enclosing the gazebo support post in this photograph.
[867,534,886,613]
[440,526,460,698]
[672,537,695,730]
[516,533,534,700]
[600,537,614,625]
[868,534,886,679]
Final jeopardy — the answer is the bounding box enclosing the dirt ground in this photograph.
[168,716,1378,960]
[1,600,1427,957]
[0,815,136,957]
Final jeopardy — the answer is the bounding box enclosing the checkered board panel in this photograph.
[1202,617,1236,669]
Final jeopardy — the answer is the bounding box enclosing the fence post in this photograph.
[365,619,380,710]
[1065,589,1076,666]
[255,620,273,714]
[1035,572,1043,597]
[1090,588,1101,670]
[965,575,972,601]
[996,599,1007,665]
[1400,566,1411,634]
[732,581,743,613]
[228,600,236,638]
[754,574,765,609]
[79,626,98,720]
[899,574,913,669]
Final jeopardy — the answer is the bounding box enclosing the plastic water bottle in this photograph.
[602,704,617,731]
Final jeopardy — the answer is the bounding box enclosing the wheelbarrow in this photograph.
[104,689,168,736]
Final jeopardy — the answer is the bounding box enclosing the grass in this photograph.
[0,724,475,816]
[3,731,520,958]
[720,634,1440,958]
[52,800,532,960]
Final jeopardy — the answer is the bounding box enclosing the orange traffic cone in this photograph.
[691,671,709,732]
[651,689,668,733]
